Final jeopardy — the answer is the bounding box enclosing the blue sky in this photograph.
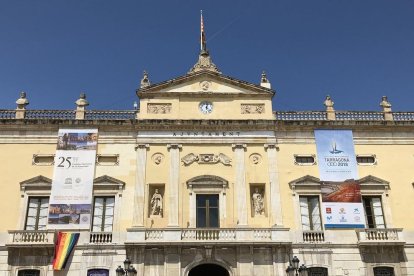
[0,0,413,111]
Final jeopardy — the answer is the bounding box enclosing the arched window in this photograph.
[373,267,394,276]
[18,270,40,276]
[308,267,328,276]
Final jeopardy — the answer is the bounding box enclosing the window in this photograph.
[25,197,49,230]
[356,155,376,165]
[373,267,394,276]
[299,196,322,231]
[18,270,40,276]
[32,154,54,165]
[363,196,385,228]
[92,196,115,232]
[308,267,328,276]
[96,154,119,166]
[196,194,219,228]
[294,155,315,165]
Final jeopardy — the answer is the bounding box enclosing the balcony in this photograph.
[7,230,55,247]
[126,228,290,245]
[356,228,405,246]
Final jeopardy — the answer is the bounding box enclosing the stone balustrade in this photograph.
[89,232,113,244]
[1,108,414,121]
[356,228,405,245]
[126,228,290,244]
[302,230,325,243]
[7,230,55,246]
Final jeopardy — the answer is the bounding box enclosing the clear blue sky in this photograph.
[1,0,413,111]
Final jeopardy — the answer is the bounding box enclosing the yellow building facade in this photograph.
[0,48,413,276]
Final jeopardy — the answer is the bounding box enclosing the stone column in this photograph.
[265,144,283,226]
[167,144,181,227]
[132,144,149,227]
[232,144,248,226]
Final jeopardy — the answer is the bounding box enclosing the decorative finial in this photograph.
[259,71,271,89]
[324,95,334,109]
[75,92,89,108]
[261,71,269,83]
[140,70,151,88]
[16,91,29,110]
[324,95,336,120]
[380,96,392,108]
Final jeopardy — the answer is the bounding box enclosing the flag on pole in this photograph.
[52,232,80,270]
[200,10,206,51]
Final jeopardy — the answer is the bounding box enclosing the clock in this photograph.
[199,101,213,114]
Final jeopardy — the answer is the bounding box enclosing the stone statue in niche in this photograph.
[150,189,163,216]
[252,188,264,216]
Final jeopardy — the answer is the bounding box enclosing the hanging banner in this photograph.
[321,181,365,228]
[52,232,80,270]
[48,129,98,229]
[315,130,365,228]
[314,129,358,181]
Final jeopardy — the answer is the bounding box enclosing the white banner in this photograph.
[315,130,365,228]
[48,129,98,229]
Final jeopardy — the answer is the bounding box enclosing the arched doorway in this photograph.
[189,263,229,276]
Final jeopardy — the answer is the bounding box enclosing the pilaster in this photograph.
[265,144,283,227]
[232,143,248,226]
[133,144,149,227]
[167,144,182,227]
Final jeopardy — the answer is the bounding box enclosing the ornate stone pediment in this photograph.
[181,153,231,166]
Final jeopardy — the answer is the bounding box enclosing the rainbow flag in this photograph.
[52,232,80,270]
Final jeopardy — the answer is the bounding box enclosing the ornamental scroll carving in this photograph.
[181,153,231,166]
[241,104,265,114]
[147,103,172,114]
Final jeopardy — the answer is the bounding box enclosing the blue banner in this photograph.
[315,130,358,182]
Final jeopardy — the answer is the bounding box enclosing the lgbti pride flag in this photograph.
[52,232,80,270]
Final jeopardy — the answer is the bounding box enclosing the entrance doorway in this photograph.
[196,194,219,228]
[189,263,229,276]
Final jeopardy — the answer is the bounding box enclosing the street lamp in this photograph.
[286,256,307,276]
[116,257,137,276]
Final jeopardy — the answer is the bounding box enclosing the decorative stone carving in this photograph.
[181,153,231,166]
[140,70,150,88]
[252,187,265,216]
[188,50,221,74]
[241,104,265,114]
[147,103,172,114]
[150,188,163,216]
[181,153,199,165]
[200,80,211,91]
[151,153,164,165]
[249,153,262,164]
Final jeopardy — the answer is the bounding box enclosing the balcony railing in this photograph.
[7,230,55,246]
[89,232,113,244]
[356,228,404,245]
[302,230,325,243]
[127,228,290,244]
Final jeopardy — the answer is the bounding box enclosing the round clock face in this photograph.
[199,101,213,114]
